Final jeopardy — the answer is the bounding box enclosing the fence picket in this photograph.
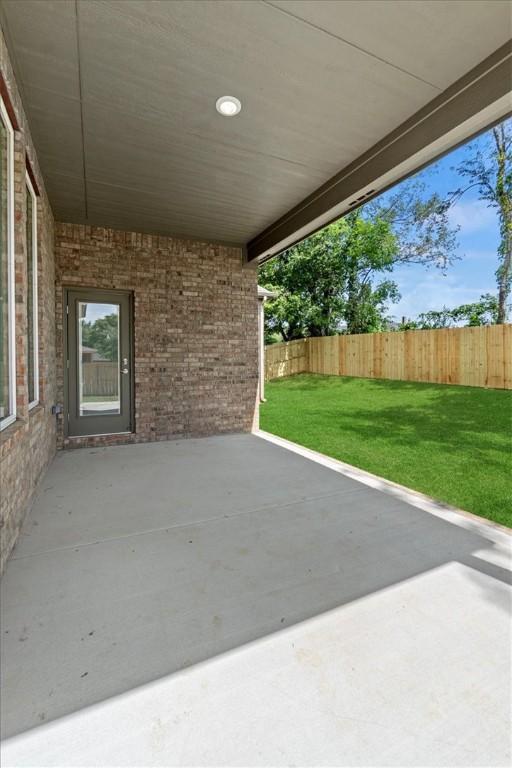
[265,325,511,389]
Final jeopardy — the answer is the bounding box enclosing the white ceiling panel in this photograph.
[2,0,79,99]
[268,0,512,89]
[0,0,509,243]
[21,85,84,178]
[86,182,253,243]
[76,0,437,166]
[42,171,86,220]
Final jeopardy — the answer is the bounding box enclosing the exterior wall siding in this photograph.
[54,224,259,448]
[0,29,57,572]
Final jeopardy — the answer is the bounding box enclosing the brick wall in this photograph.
[55,224,259,448]
[0,30,57,572]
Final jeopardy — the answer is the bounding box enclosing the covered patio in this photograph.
[2,433,510,765]
[1,1,511,764]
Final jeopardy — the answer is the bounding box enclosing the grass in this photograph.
[260,374,512,528]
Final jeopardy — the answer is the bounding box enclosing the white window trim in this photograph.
[26,171,39,410]
[0,97,15,431]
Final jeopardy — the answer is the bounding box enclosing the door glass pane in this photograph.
[78,302,120,416]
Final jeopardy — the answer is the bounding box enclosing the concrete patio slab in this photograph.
[1,434,511,766]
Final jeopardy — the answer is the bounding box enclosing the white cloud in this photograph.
[448,199,496,233]
[390,273,494,321]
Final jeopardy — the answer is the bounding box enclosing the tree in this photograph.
[260,214,399,339]
[340,213,400,334]
[399,293,500,330]
[81,314,119,361]
[260,177,458,339]
[450,293,500,326]
[260,222,346,341]
[449,120,512,323]
[363,178,458,273]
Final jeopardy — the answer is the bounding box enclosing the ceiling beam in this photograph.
[247,41,512,263]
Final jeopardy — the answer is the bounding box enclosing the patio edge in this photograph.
[255,429,511,539]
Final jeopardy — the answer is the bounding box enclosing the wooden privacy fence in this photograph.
[265,324,512,389]
[82,362,118,396]
[265,338,309,380]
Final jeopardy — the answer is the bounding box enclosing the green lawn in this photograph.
[260,374,512,527]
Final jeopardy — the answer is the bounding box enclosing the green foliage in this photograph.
[260,213,400,339]
[260,219,349,340]
[81,314,119,361]
[260,119,512,340]
[342,213,400,334]
[260,178,458,340]
[261,374,512,527]
[398,293,501,330]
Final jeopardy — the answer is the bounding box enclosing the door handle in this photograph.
[121,358,129,375]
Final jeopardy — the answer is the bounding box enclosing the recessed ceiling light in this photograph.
[216,96,242,117]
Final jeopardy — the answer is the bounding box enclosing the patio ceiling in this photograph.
[1,0,511,251]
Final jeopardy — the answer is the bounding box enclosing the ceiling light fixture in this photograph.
[216,96,242,117]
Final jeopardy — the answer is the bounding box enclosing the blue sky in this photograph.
[381,124,502,322]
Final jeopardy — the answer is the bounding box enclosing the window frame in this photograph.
[0,96,15,431]
[26,170,39,410]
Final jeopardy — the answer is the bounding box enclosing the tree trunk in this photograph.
[497,237,511,324]
[494,125,512,324]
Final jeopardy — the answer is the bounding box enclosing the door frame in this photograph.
[63,287,135,438]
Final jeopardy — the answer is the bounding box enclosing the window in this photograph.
[26,173,38,408]
[0,97,15,429]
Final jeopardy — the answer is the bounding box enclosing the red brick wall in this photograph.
[55,224,259,448]
[0,30,57,572]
